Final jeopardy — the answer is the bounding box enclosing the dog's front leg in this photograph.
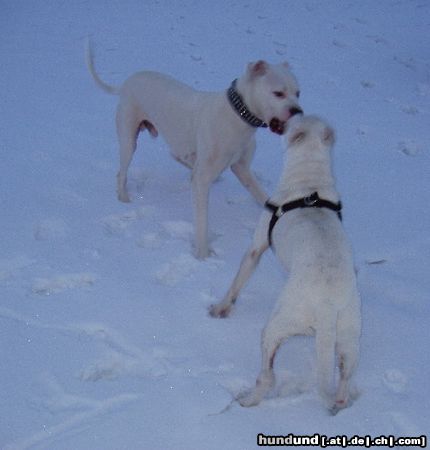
[231,162,268,205]
[209,242,268,317]
[116,105,139,203]
[210,214,270,317]
[231,143,268,205]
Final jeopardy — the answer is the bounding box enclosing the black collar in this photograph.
[226,79,268,128]
[265,192,343,246]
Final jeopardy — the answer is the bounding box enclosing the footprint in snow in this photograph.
[360,80,375,89]
[366,34,388,45]
[76,323,170,381]
[9,374,138,450]
[398,140,421,156]
[137,232,164,250]
[137,221,193,250]
[100,207,146,236]
[332,39,348,49]
[385,97,420,117]
[356,126,370,137]
[389,411,423,439]
[400,104,419,115]
[80,348,169,381]
[393,55,415,70]
[190,54,203,63]
[33,218,69,241]
[417,82,430,97]
[154,253,199,287]
[0,255,36,282]
[154,252,222,287]
[162,220,194,241]
[353,17,367,25]
[273,41,287,56]
[382,368,408,393]
[32,273,96,295]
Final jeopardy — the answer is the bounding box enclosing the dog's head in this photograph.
[286,115,335,154]
[287,116,335,148]
[244,60,303,135]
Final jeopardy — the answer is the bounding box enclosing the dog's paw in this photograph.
[117,191,131,203]
[208,302,233,318]
[194,236,220,260]
[194,246,212,260]
[237,389,262,408]
[329,398,351,416]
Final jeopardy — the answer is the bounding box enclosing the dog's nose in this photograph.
[289,106,303,117]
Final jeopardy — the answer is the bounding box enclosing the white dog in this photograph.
[210,116,361,413]
[86,43,302,259]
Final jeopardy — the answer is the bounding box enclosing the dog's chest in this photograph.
[205,130,254,164]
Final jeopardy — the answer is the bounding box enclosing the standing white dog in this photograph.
[210,116,361,413]
[86,43,302,259]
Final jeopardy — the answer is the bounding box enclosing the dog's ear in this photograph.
[247,60,268,77]
[322,127,335,145]
[289,130,306,144]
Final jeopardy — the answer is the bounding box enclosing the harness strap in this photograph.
[265,192,342,246]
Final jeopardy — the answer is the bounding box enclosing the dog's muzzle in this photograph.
[269,107,303,135]
[289,106,303,117]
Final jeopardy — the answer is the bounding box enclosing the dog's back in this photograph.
[273,207,356,314]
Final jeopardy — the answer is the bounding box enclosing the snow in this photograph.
[1,0,429,448]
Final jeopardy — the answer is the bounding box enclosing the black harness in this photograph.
[265,192,343,246]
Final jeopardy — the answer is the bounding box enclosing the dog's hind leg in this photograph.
[333,344,358,413]
[116,104,140,203]
[333,307,360,412]
[315,315,337,408]
[239,309,295,407]
[191,164,214,260]
[139,120,158,138]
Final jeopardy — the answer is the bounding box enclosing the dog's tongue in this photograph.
[269,118,285,135]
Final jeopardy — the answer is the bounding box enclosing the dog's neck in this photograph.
[275,151,339,203]
[228,78,267,129]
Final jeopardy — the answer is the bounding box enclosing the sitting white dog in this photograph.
[210,116,361,413]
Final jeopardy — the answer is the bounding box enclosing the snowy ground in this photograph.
[1,1,429,449]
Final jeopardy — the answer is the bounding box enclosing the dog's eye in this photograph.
[273,91,286,98]
[296,90,301,98]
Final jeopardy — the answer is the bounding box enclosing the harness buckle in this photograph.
[304,193,318,206]
[275,207,284,218]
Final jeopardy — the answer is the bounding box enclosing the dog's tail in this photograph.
[85,38,120,95]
